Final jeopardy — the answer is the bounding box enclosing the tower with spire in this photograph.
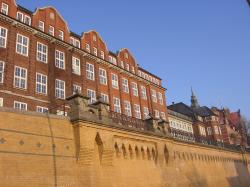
[191,87,200,109]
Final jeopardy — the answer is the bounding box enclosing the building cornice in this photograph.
[0,13,166,91]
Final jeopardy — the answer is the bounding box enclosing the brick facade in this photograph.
[0,0,167,120]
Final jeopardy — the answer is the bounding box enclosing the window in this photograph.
[37,42,48,63]
[75,40,80,48]
[113,97,121,113]
[58,30,64,40]
[36,73,47,94]
[161,112,166,120]
[134,104,141,119]
[100,51,104,59]
[131,82,138,96]
[1,3,8,15]
[111,74,119,89]
[158,92,163,105]
[73,84,81,94]
[0,61,5,83]
[207,127,212,135]
[55,79,65,99]
[14,66,27,89]
[100,93,109,104]
[99,68,107,85]
[86,63,95,80]
[86,43,90,52]
[93,35,97,41]
[125,63,130,71]
[38,21,44,31]
[141,86,147,100]
[0,26,7,48]
[122,78,129,93]
[87,89,96,104]
[70,37,80,48]
[55,50,65,69]
[151,90,157,103]
[93,47,97,56]
[131,66,135,74]
[109,56,117,65]
[214,126,219,135]
[24,15,31,25]
[16,12,23,22]
[72,57,81,75]
[120,61,124,68]
[199,126,206,136]
[16,34,29,56]
[0,98,3,107]
[36,106,48,113]
[154,110,160,118]
[14,101,27,110]
[124,101,131,116]
[125,53,128,59]
[144,107,149,119]
[56,110,67,116]
[49,26,54,36]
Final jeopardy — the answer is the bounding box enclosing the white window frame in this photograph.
[122,78,129,93]
[86,63,95,80]
[49,26,54,36]
[0,98,3,107]
[99,68,107,85]
[1,3,8,15]
[111,73,119,89]
[207,127,212,135]
[86,43,90,52]
[0,26,7,48]
[55,79,65,99]
[100,51,105,59]
[14,66,27,89]
[38,21,44,31]
[124,101,132,117]
[72,57,81,75]
[59,30,64,41]
[161,112,166,120]
[14,101,27,111]
[24,15,31,26]
[151,90,157,103]
[158,92,163,105]
[73,84,82,94]
[113,97,121,113]
[16,12,23,22]
[36,73,47,95]
[141,86,147,100]
[143,107,149,119]
[120,61,124,68]
[75,40,80,48]
[154,110,160,119]
[37,42,48,63]
[93,47,97,56]
[36,106,48,113]
[16,34,29,56]
[131,82,138,96]
[55,50,65,69]
[100,93,109,104]
[134,104,141,119]
[87,89,96,104]
[0,61,5,83]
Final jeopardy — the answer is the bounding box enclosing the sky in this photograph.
[17,0,250,119]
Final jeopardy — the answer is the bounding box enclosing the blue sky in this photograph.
[17,0,250,118]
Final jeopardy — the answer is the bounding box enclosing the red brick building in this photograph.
[0,0,167,120]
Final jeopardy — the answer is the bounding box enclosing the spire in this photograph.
[191,87,199,108]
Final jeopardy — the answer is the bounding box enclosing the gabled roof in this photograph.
[167,102,195,118]
[193,106,216,117]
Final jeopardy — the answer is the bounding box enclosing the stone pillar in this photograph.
[145,115,159,132]
[90,96,110,121]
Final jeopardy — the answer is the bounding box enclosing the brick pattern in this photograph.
[0,0,167,120]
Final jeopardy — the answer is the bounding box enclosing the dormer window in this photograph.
[86,43,90,52]
[75,40,80,48]
[70,37,74,45]
[93,47,97,56]
[49,26,54,36]
[24,16,31,26]
[125,63,129,71]
[93,35,96,41]
[1,3,8,15]
[58,30,64,41]
[38,21,44,31]
[125,53,128,59]
[100,51,104,59]
[120,61,124,68]
[17,12,23,22]
[70,37,80,48]
[131,66,135,74]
